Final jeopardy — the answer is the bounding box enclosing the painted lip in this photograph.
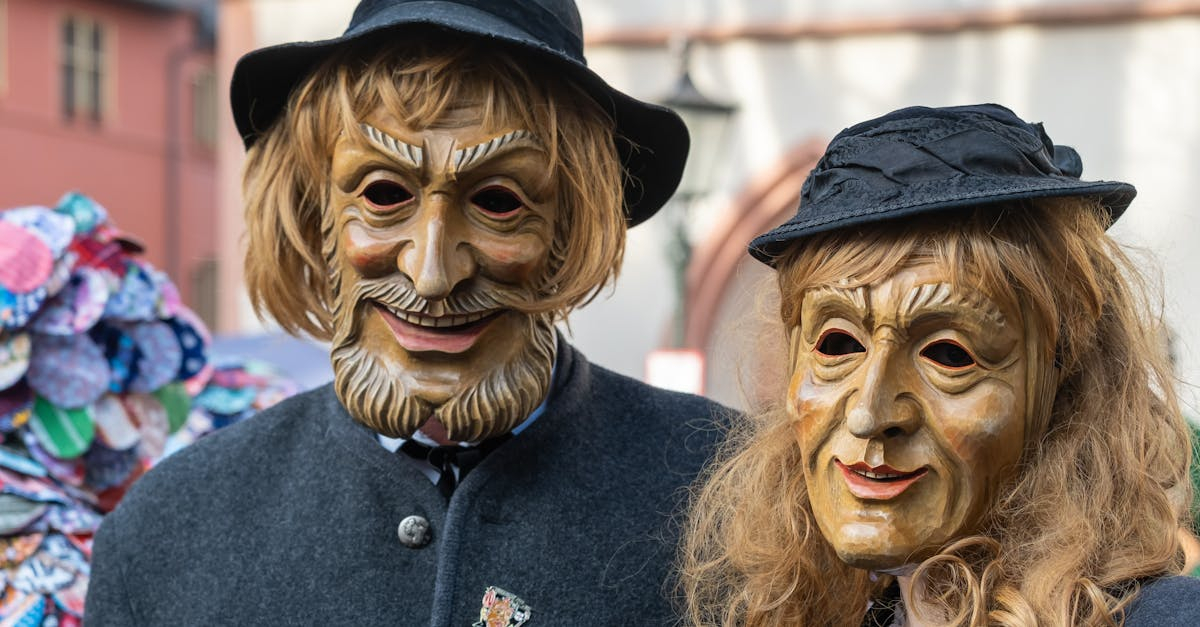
[374,303,502,354]
[835,459,928,501]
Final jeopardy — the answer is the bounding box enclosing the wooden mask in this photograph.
[325,104,559,442]
[787,262,1045,570]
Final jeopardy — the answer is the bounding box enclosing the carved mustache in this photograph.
[350,275,540,318]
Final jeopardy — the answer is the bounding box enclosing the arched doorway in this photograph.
[682,138,825,409]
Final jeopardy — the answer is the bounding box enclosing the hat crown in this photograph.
[748,103,1135,265]
[802,104,1074,208]
[348,0,585,61]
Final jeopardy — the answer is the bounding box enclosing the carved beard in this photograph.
[329,275,557,442]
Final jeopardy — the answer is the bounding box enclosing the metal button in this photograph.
[397,515,432,548]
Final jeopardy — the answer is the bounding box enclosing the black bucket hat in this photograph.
[230,0,689,227]
[748,103,1136,265]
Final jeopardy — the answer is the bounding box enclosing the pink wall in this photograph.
[0,0,217,321]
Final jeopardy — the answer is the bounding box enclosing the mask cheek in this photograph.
[340,222,407,277]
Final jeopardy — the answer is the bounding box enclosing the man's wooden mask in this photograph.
[325,104,560,442]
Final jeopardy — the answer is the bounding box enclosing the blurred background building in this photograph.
[0,0,219,322]
[7,0,1197,413]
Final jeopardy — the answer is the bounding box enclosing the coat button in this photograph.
[397,515,432,548]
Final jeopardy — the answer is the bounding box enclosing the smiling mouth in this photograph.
[382,304,499,329]
[836,460,928,500]
[374,303,504,354]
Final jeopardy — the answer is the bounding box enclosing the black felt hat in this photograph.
[748,103,1136,265]
[230,0,689,227]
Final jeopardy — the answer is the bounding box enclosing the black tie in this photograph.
[398,434,512,499]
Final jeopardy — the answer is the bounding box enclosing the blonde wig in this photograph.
[679,198,1192,626]
[242,33,625,340]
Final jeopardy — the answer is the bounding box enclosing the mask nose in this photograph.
[845,339,922,439]
[398,197,475,302]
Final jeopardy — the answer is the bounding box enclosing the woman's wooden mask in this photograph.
[788,262,1047,570]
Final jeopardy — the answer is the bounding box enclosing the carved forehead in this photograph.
[356,121,542,175]
[801,267,1009,330]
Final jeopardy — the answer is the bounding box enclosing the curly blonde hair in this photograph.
[241,33,625,340]
[679,198,1191,626]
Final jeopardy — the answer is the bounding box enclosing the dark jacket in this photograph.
[84,344,729,625]
[1124,575,1200,626]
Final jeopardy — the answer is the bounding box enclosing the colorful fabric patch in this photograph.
[0,534,43,569]
[41,504,101,536]
[153,382,191,433]
[195,386,257,417]
[0,383,33,434]
[0,494,47,536]
[473,587,532,627]
[91,394,140,451]
[28,398,95,460]
[122,393,168,461]
[30,268,109,336]
[21,434,85,488]
[52,565,88,618]
[26,335,109,409]
[54,192,108,236]
[88,322,139,394]
[69,236,124,274]
[0,222,54,295]
[123,321,182,394]
[167,315,208,381]
[12,547,76,595]
[0,447,46,479]
[137,262,181,318]
[0,286,48,331]
[0,587,46,626]
[0,469,70,507]
[0,332,31,390]
[92,222,144,255]
[83,444,138,491]
[0,207,74,259]
[43,252,77,299]
[102,263,158,322]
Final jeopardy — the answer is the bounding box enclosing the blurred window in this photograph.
[192,67,217,147]
[61,15,107,123]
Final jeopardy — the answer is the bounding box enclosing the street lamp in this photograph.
[660,40,736,348]
[645,39,736,395]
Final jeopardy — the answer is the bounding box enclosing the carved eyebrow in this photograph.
[899,282,1006,328]
[359,123,424,169]
[804,285,870,320]
[451,129,539,174]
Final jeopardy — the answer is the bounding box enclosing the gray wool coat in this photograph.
[84,343,730,626]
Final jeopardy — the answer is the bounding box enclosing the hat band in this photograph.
[355,0,585,60]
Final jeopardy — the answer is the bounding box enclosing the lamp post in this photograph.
[660,40,736,349]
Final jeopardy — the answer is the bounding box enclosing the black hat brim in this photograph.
[230,2,688,227]
[747,177,1136,265]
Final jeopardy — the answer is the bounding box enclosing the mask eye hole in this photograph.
[470,186,525,217]
[815,330,865,357]
[362,181,414,211]
[921,340,976,369]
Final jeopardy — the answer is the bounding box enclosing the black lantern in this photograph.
[661,40,737,205]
